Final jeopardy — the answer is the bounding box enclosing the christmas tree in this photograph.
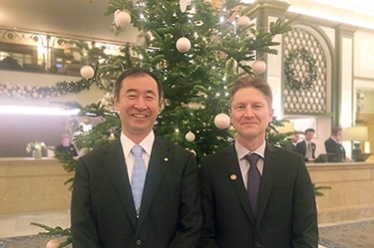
[67,0,292,162]
[37,0,294,245]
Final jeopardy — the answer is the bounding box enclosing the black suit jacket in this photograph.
[296,140,316,161]
[71,137,202,248]
[324,137,345,162]
[199,142,318,248]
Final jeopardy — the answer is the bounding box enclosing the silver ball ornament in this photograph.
[176,37,191,53]
[46,239,60,248]
[80,65,95,79]
[185,131,196,142]
[237,16,251,27]
[115,11,131,29]
[214,113,230,129]
[252,60,267,75]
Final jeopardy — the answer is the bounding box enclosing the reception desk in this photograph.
[307,161,374,224]
[0,158,73,215]
[1,158,373,225]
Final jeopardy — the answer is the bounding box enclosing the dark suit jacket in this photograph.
[199,142,318,248]
[324,137,345,162]
[71,137,202,248]
[296,140,316,161]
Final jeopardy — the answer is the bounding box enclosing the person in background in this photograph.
[285,133,299,152]
[296,128,316,162]
[199,76,318,248]
[55,133,78,156]
[71,67,201,248]
[324,126,350,162]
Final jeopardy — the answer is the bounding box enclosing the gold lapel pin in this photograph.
[164,157,169,162]
[230,174,237,181]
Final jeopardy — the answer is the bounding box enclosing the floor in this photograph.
[0,210,70,239]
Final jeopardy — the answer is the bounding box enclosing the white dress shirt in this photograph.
[120,131,155,183]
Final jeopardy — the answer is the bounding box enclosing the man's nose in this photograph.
[134,97,147,110]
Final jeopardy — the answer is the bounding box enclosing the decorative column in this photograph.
[334,24,357,127]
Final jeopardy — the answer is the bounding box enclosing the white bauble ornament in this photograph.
[214,113,230,129]
[115,11,131,29]
[237,16,251,27]
[185,131,196,142]
[179,0,192,12]
[46,239,60,248]
[176,37,191,53]
[80,65,95,79]
[252,60,267,75]
[82,116,91,125]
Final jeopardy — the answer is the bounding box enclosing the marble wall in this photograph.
[308,162,374,224]
[0,158,73,214]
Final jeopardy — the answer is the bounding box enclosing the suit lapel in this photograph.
[256,143,278,225]
[223,145,256,225]
[137,137,171,228]
[102,140,137,229]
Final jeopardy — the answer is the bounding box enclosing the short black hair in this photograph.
[304,128,315,135]
[113,67,163,102]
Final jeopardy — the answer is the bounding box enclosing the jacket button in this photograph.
[136,240,142,246]
[255,241,261,247]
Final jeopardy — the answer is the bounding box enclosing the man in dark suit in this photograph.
[284,133,299,153]
[296,128,316,162]
[325,126,349,162]
[199,76,318,248]
[71,68,202,248]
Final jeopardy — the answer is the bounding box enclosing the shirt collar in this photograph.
[120,131,155,158]
[235,140,266,160]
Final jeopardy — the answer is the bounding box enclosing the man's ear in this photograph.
[113,97,119,111]
[159,98,165,113]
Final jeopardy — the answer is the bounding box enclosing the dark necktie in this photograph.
[246,153,261,218]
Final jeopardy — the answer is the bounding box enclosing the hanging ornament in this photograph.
[237,16,251,27]
[185,131,196,142]
[136,32,150,47]
[176,37,191,53]
[46,239,60,248]
[226,58,238,73]
[108,132,116,141]
[82,116,91,125]
[104,92,113,103]
[179,0,192,13]
[252,60,267,75]
[115,10,131,30]
[80,65,95,79]
[214,113,230,129]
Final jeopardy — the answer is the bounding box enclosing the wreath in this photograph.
[284,48,317,90]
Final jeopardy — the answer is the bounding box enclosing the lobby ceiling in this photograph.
[0,0,373,46]
[0,0,139,44]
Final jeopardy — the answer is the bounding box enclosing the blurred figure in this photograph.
[296,128,316,162]
[55,133,78,156]
[285,133,299,152]
[325,126,350,162]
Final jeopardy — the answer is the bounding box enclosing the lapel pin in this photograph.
[230,174,237,181]
[164,157,169,162]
